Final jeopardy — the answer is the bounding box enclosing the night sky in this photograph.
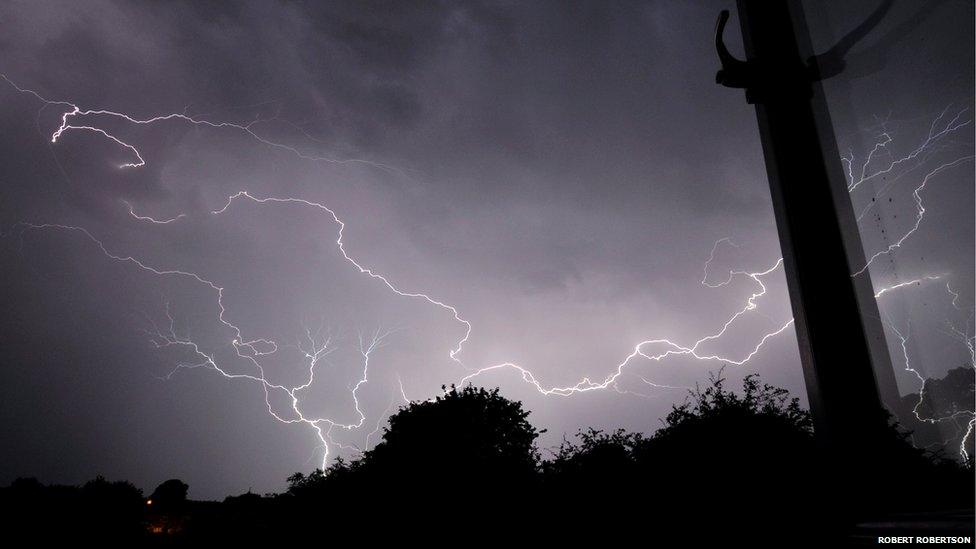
[1,0,972,499]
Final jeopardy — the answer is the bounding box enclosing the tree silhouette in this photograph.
[149,478,189,513]
[1,374,971,544]
[543,428,645,485]
[541,371,825,541]
[366,385,541,483]
[0,476,146,542]
[283,384,542,529]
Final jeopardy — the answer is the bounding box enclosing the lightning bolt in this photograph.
[841,107,976,459]
[883,310,975,459]
[459,255,793,395]
[0,73,404,174]
[853,155,974,277]
[945,283,976,369]
[3,74,973,464]
[123,200,186,225]
[13,221,407,468]
[844,107,974,276]
[843,106,970,194]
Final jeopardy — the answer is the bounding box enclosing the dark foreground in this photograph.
[2,375,972,546]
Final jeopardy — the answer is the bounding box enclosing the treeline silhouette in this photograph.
[1,372,972,545]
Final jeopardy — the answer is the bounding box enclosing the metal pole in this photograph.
[715,0,897,454]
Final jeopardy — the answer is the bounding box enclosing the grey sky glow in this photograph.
[0,1,972,499]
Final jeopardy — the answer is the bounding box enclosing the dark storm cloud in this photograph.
[0,0,971,498]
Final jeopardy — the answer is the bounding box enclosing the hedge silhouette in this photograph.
[1,372,972,544]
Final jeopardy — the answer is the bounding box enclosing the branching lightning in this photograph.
[847,107,974,276]
[845,107,976,460]
[459,255,794,395]
[3,74,974,464]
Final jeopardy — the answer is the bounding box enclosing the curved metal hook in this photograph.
[715,10,750,88]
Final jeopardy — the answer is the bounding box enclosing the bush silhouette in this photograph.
[539,371,825,540]
[2,373,972,544]
[543,428,645,486]
[0,476,146,542]
[365,385,541,483]
[149,478,189,513]
[283,384,543,529]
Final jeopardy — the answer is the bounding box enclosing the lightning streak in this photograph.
[459,256,794,395]
[841,108,976,459]
[14,221,406,467]
[853,155,974,276]
[883,311,975,457]
[945,283,975,368]
[123,200,186,224]
[842,106,970,193]
[1,73,403,174]
[4,74,973,462]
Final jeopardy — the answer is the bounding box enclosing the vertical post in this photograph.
[717,0,897,454]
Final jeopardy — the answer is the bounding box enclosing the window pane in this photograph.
[804,1,975,460]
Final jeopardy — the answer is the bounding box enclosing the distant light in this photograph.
[146,499,152,506]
